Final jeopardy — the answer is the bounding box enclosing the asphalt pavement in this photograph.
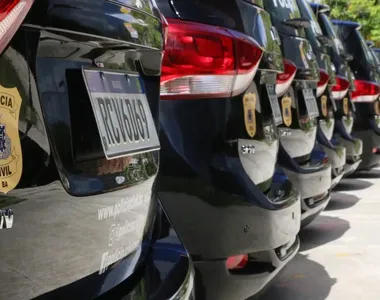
[260,167,380,300]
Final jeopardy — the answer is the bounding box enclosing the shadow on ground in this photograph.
[333,179,373,192]
[299,215,350,252]
[324,192,360,211]
[258,253,337,300]
[350,169,380,179]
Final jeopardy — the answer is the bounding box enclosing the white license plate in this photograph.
[82,69,160,159]
[266,84,283,125]
[302,88,319,118]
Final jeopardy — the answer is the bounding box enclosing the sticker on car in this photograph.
[0,85,23,194]
[243,92,257,138]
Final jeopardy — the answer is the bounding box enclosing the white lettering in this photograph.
[97,194,149,221]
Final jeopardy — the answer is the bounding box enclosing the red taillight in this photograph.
[276,59,297,97]
[160,19,263,100]
[0,0,34,54]
[331,76,350,100]
[317,69,329,97]
[351,80,380,102]
[226,254,248,270]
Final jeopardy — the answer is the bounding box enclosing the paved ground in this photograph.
[260,167,380,300]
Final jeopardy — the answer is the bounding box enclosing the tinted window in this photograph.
[264,0,305,37]
[297,0,322,35]
[355,30,376,66]
[320,14,345,55]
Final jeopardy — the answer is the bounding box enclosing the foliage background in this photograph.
[310,0,380,46]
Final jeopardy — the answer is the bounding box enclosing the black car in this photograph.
[296,0,345,189]
[264,0,332,227]
[311,3,363,177]
[333,20,380,170]
[156,0,301,299]
[0,0,194,299]
[373,48,380,64]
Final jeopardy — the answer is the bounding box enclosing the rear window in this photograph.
[320,14,345,55]
[355,30,377,66]
[264,0,305,37]
[374,50,380,64]
[297,0,322,35]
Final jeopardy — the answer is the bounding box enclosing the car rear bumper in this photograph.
[354,130,380,170]
[159,187,301,260]
[193,237,300,300]
[337,136,363,160]
[321,145,346,170]
[300,192,330,227]
[282,164,331,199]
[282,163,331,224]
[343,159,362,177]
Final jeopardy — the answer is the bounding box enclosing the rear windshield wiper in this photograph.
[340,52,354,61]
[282,18,311,29]
[316,35,334,47]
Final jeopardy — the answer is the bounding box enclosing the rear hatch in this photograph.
[264,0,320,163]
[312,4,357,136]
[333,20,380,133]
[297,0,336,141]
[157,0,285,192]
[0,0,166,298]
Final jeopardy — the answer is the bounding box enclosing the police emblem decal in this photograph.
[321,95,328,117]
[0,85,23,194]
[343,97,349,115]
[243,93,257,138]
[375,101,380,115]
[281,96,292,127]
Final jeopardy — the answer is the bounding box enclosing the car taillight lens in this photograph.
[0,0,34,54]
[276,59,297,97]
[351,80,380,102]
[317,69,329,97]
[226,254,248,270]
[331,76,350,100]
[160,19,263,100]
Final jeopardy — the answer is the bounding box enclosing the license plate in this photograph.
[266,84,283,125]
[82,69,160,159]
[302,88,319,118]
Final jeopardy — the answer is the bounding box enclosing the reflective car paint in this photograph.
[0,0,194,299]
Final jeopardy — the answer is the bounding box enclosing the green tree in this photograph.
[320,0,380,46]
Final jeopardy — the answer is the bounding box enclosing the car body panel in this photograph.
[0,1,194,299]
[156,1,301,299]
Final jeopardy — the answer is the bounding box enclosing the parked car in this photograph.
[311,3,363,177]
[0,0,195,299]
[333,20,380,170]
[296,0,345,188]
[264,0,331,227]
[156,0,301,299]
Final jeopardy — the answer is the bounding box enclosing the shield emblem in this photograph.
[343,97,349,115]
[375,101,380,115]
[0,85,22,194]
[281,96,292,127]
[321,95,328,117]
[243,93,256,138]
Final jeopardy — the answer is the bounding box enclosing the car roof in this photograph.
[332,19,361,30]
[309,2,330,14]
